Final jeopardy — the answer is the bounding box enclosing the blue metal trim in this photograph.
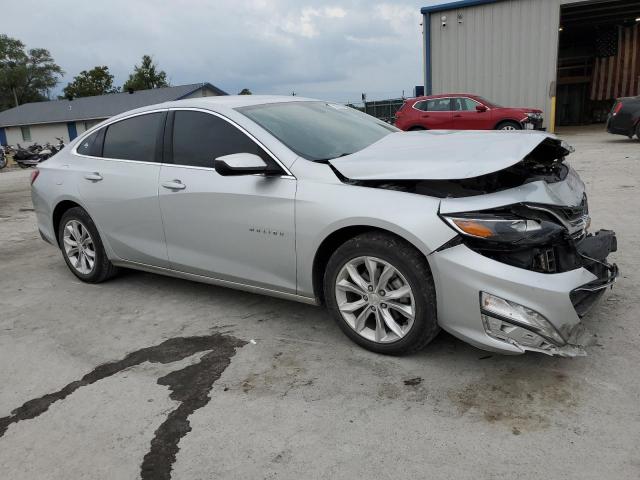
[421,0,500,14]
[421,0,501,95]
[0,127,6,146]
[67,122,78,140]
[424,13,432,95]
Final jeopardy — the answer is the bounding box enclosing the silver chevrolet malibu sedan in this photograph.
[31,96,618,356]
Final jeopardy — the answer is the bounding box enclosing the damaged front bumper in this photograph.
[428,229,618,356]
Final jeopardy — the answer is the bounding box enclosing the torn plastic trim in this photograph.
[481,312,588,357]
[572,263,618,292]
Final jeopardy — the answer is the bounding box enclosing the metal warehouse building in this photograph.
[422,0,640,131]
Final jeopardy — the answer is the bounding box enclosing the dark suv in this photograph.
[606,96,640,139]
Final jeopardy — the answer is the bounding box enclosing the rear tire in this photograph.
[58,207,118,283]
[323,232,439,355]
[496,121,521,131]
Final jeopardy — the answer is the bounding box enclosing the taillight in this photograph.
[30,169,40,185]
[612,101,623,116]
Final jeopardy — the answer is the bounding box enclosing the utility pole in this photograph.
[12,87,19,108]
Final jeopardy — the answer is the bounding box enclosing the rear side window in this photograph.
[76,131,100,156]
[426,98,452,111]
[171,111,272,168]
[413,101,428,111]
[102,113,163,162]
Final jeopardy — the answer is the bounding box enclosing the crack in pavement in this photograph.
[0,332,246,480]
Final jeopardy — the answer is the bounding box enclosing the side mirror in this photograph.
[214,153,278,176]
[476,105,488,112]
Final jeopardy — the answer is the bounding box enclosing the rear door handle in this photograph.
[84,172,103,182]
[421,114,430,118]
[161,180,186,190]
[454,114,462,118]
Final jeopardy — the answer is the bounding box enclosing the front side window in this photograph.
[453,97,481,111]
[426,98,452,112]
[102,112,163,162]
[171,111,273,168]
[21,126,31,142]
[237,101,397,161]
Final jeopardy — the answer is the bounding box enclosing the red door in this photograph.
[413,98,454,129]
[451,97,492,130]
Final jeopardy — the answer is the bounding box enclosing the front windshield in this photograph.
[236,101,398,161]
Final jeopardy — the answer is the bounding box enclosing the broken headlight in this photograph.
[441,212,564,244]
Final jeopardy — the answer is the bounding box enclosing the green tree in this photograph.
[238,88,252,95]
[0,34,63,111]
[122,55,169,92]
[63,66,119,99]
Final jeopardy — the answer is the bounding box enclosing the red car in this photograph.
[395,94,543,131]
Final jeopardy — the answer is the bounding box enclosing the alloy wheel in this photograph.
[63,220,96,275]
[501,125,518,131]
[334,256,415,343]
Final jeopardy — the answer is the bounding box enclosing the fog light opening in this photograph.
[480,292,565,346]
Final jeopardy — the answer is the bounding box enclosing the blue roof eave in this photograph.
[421,0,500,14]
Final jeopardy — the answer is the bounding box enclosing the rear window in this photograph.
[102,113,163,162]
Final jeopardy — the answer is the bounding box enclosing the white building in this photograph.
[0,83,227,147]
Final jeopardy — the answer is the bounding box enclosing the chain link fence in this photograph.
[347,98,406,124]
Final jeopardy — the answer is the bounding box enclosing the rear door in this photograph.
[75,111,169,267]
[451,97,491,129]
[158,109,297,293]
[414,98,454,129]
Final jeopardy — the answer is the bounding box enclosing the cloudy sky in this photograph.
[4,0,441,103]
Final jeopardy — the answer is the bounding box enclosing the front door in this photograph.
[451,97,491,129]
[158,109,297,293]
[75,111,169,267]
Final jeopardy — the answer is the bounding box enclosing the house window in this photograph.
[21,126,31,142]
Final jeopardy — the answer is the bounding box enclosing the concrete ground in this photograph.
[0,126,638,480]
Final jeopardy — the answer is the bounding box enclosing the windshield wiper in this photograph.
[314,152,352,162]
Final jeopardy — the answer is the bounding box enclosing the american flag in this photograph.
[591,23,640,101]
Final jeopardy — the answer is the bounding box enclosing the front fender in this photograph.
[295,177,456,297]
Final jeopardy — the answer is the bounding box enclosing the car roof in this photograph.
[414,93,480,100]
[107,95,321,120]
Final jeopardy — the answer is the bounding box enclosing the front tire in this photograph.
[496,121,521,131]
[58,207,118,283]
[323,232,439,355]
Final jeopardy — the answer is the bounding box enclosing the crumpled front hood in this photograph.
[329,130,570,181]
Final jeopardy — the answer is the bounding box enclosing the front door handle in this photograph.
[421,114,430,118]
[84,172,103,182]
[454,114,462,118]
[161,180,186,190]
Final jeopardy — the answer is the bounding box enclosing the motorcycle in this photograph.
[0,145,6,170]
[13,143,45,168]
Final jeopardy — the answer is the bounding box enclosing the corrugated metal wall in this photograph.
[429,0,564,128]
